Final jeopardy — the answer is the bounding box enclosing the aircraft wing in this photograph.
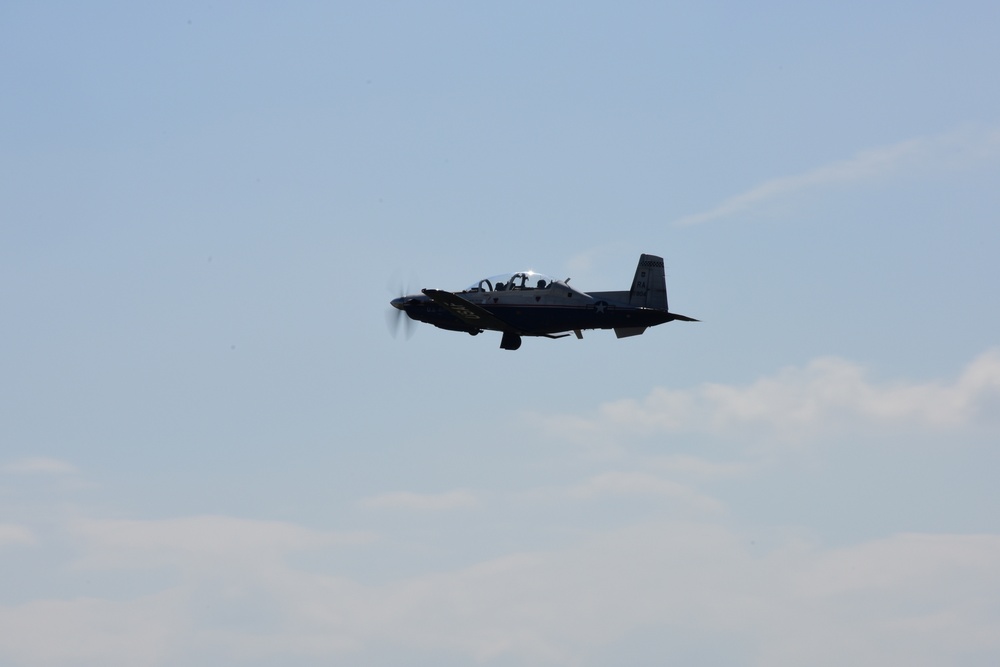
[421,289,516,332]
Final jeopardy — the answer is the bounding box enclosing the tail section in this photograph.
[629,254,667,310]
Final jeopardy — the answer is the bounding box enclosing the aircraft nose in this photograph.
[390,296,406,310]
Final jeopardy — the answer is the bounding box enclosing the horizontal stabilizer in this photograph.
[614,326,647,338]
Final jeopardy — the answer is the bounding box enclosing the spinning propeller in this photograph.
[386,277,418,339]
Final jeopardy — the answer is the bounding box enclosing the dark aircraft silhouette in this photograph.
[389,253,697,350]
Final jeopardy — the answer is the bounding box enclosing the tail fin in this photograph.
[629,254,667,310]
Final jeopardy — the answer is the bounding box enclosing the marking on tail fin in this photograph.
[629,254,667,310]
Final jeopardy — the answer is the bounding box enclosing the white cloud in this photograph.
[540,349,1000,445]
[793,533,1000,596]
[673,124,1000,226]
[1,512,999,666]
[340,525,1000,665]
[0,591,185,667]
[647,454,756,480]
[7,516,379,663]
[1,457,77,475]
[3,349,999,665]
[563,244,627,279]
[71,515,373,571]
[562,471,726,513]
[0,523,36,547]
[358,489,478,511]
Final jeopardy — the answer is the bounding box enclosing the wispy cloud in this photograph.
[539,348,1000,445]
[673,124,1000,226]
[9,519,998,666]
[0,591,184,667]
[0,523,36,546]
[647,455,756,480]
[0,457,77,475]
[564,471,725,513]
[563,243,629,280]
[72,515,373,570]
[359,489,478,511]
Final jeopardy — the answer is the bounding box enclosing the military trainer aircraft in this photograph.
[388,253,697,350]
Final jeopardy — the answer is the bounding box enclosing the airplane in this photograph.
[389,253,697,350]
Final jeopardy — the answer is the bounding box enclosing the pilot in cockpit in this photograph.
[468,272,555,294]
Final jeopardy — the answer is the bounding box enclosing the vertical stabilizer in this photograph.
[629,254,668,310]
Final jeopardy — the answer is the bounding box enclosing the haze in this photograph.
[2,3,1000,665]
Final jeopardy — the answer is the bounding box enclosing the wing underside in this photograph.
[421,289,516,332]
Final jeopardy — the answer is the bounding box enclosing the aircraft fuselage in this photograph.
[388,255,696,349]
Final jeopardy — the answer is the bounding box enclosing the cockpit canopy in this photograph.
[464,271,557,293]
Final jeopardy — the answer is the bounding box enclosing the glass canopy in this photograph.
[463,271,557,293]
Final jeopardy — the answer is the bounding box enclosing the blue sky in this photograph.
[2,2,1000,665]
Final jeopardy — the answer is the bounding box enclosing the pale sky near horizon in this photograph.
[3,2,1000,665]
